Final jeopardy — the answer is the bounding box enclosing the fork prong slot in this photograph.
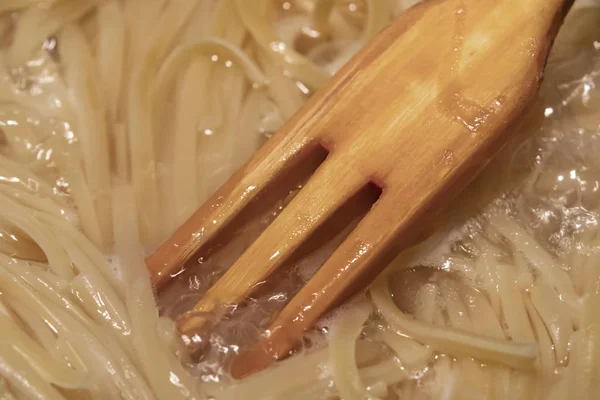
[177,158,366,337]
[230,195,406,378]
[146,138,326,289]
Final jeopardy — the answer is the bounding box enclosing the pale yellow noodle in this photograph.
[235,87,270,169]
[0,267,156,399]
[462,288,517,400]
[473,240,503,317]
[178,2,247,208]
[0,144,59,198]
[123,0,167,54]
[529,276,574,365]
[0,184,73,223]
[197,65,246,201]
[379,330,433,371]
[547,371,569,400]
[56,162,105,251]
[96,0,125,121]
[0,110,42,162]
[0,218,46,261]
[154,38,269,101]
[157,40,260,221]
[566,329,597,399]
[69,272,131,334]
[413,282,437,324]
[329,300,375,400]
[3,300,57,357]
[370,273,538,370]
[495,262,536,343]
[213,344,334,400]
[256,101,285,136]
[0,1,599,399]
[234,0,328,90]
[113,185,202,400]
[126,0,199,247]
[0,375,17,400]
[442,279,473,331]
[490,368,511,400]
[172,59,213,217]
[487,214,578,310]
[216,337,405,400]
[120,0,167,125]
[514,250,535,291]
[312,0,335,35]
[257,48,307,119]
[161,57,213,226]
[222,66,250,163]
[0,344,67,400]
[113,123,130,182]
[0,0,53,13]
[0,180,120,302]
[453,359,492,399]
[181,0,217,40]
[461,285,505,339]
[346,359,402,398]
[2,261,89,325]
[525,296,558,375]
[10,0,97,65]
[287,359,407,400]
[423,355,456,399]
[59,24,113,248]
[0,195,74,279]
[363,0,391,41]
[0,315,85,389]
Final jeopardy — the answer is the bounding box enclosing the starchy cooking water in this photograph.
[0,1,599,399]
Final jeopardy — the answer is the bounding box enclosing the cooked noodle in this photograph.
[0,0,599,399]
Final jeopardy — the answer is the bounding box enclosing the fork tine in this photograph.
[177,156,366,336]
[146,132,324,288]
[146,33,369,288]
[230,195,408,378]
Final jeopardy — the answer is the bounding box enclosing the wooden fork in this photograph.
[146,0,573,378]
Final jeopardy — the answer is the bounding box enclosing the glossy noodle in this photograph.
[0,0,599,399]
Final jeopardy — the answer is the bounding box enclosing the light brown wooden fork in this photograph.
[146,0,573,378]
